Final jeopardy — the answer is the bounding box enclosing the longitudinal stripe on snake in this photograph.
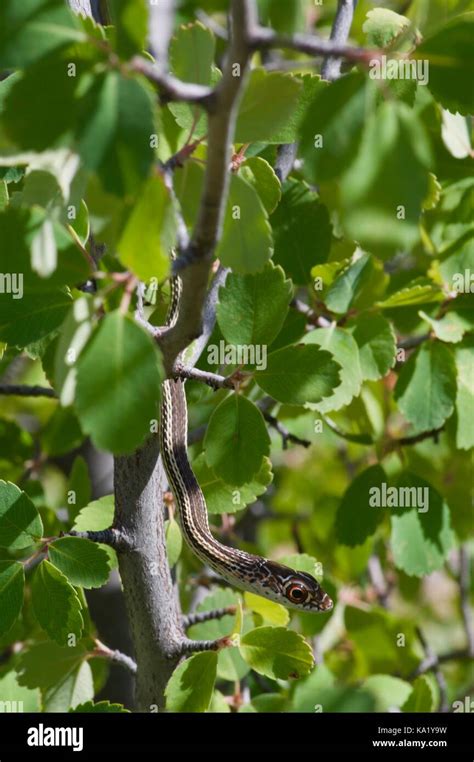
[159,267,333,612]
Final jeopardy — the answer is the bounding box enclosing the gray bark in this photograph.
[113,439,184,711]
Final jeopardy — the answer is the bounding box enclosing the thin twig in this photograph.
[251,28,378,65]
[415,627,449,712]
[274,143,298,183]
[173,364,235,390]
[93,640,137,676]
[0,384,57,398]
[66,528,131,552]
[262,411,311,449]
[410,649,471,678]
[172,636,234,657]
[397,333,431,350]
[130,57,214,106]
[196,10,229,41]
[394,425,445,447]
[321,0,359,81]
[183,606,237,629]
[367,555,389,608]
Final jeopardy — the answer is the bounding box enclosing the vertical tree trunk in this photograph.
[114,437,184,711]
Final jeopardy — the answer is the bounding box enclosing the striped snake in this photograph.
[160,267,333,613]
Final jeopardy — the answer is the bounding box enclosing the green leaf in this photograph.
[363,8,411,48]
[70,700,130,713]
[2,51,82,152]
[362,675,412,712]
[419,310,469,344]
[340,101,431,255]
[414,13,474,115]
[394,341,457,433]
[165,517,182,568]
[454,338,474,450]
[0,671,40,713]
[255,344,341,406]
[188,589,249,682]
[291,662,374,713]
[43,660,94,712]
[117,174,174,282]
[0,561,24,636]
[0,481,43,550]
[165,652,217,713]
[269,74,326,144]
[299,71,369,183]
[77,71,157,196]
[168,21,217,137]
[244,592,289,627]
[240,626,314,680]
[0,0,84,68]
[72,495,114,532]
[109,0,147,60]
[271,179,332,285]
[351,313,397,381]
[41,406,84,457]
[303,327,362,413]
[216,173,273,274]
[16,641,88,690]
[402,676,437,712]
[376,282,443,309]
[49,537,111,589]
[216,262,292,347]
[54,295,96,407]
[188,589,249,681]
[170,21,215,85]
[30,217,57,277]
[344,606,420,676]
[240,157,281,215]
[67,456,92,524]
[32,560,84,645]
[0,288,71,347]
[192,454,273,515]
[390,474,455,577]
[0,179,8,209]
[204,395,270,486]
[336,465,386,547]
[323,252,378,314]
[235,69,302,144]
[75,312,163,454]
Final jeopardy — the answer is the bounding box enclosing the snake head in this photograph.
[262,561,334,613]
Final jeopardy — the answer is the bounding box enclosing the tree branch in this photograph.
[262,410,311,449]
[93,640,137,677]
[130,57,213,106]
[183,606,237,629]
[251,28,376,65]
[0,384,57,398]
[321,0,359,81]
[110,1,259,711]
[158,1,256,373]
[173,364,235,390]
[147,0,175,68]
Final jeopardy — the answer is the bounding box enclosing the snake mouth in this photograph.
[318,593,334,612]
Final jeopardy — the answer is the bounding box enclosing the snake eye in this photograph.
[287,584,308,604]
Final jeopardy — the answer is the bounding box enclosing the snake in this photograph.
[159,266,333,613]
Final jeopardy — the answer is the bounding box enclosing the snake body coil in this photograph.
[159,269,333,613]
